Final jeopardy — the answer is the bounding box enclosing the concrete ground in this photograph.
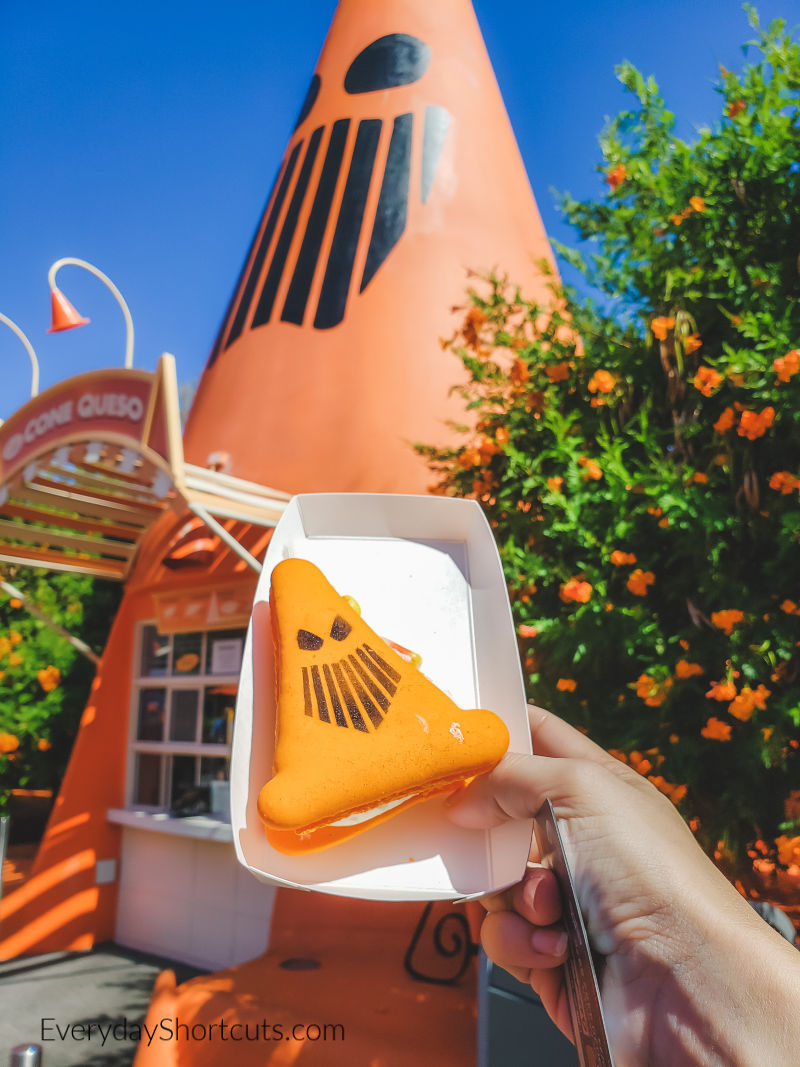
[0,943,204,1067]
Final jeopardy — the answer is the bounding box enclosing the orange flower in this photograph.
[773,349,800,383]
[692,366,722,397]
[605,163,627,190]
[8,598,22,609]
[711,609,744,635]
[688,472,708,485]
[458,448,482,469]
[648,775,687,805]
[728,684,770,722]
[671,214,685,226]
[701,717,732,741]
[557,678,577,691]
[714,407,736,433]
[560,579,593,603]
[775,835,800,867]
[737,406,775,440]
[635,673,672,707]
[545,362,570,383]
[707,678,738,701]
[510,358,529,385]
[578,456,603,481]
[38,666,61,693]
[495,426,510,445]
[689,196,706,213]
[462,305,488,349]
[675,660,704,679]
[547,476,564,492]
[7,652,22,667]
[627,569,655,596]
[628,750,653,775]
[37,738,52,751]
[727,99,746,117]
[0,732,19,754]
[518,624,538,638]
[651,316,675,341]
[588,369,616,394]
[683,333,703,355]
[610,550,637,565]
[780,599,800,615]
[769,471,800,495]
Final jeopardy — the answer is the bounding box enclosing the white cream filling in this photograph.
[330,794,414,827]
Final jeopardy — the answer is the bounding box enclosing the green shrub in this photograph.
[0,568,119,813]
[419,8,800,870]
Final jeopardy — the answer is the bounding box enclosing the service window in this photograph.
[128,624,245,813]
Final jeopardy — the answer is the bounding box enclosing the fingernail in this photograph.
[531,929,568,956]
[522,878,540,912]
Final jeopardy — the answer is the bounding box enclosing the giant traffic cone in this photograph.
[183,0,557,493]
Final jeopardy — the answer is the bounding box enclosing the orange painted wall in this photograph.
[184,0,557,493]
[0,516,261,959]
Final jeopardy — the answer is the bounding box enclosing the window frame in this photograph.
[126,621,245,814]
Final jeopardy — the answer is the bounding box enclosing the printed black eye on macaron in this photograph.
[330,615,351,641]
[297,629,323,650]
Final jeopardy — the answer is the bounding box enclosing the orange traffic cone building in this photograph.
[2,2,557,1062]
[184,0,555,493]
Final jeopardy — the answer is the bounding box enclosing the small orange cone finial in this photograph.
[48,287,90,333]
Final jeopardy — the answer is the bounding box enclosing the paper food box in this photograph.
[231,493,532,901]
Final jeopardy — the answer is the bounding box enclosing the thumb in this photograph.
[446,751,579,829]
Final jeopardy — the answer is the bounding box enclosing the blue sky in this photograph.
[1,1,793,417]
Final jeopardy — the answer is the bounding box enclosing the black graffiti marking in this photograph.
[360,112,412,293]
[363,643,401,683]
[332,661,368,731]
[302,666,313,717]
[356,646,397,695]
[222,142,303,352]
[282,119,350,326]
[348,653,390,711]
[322,663,348,727]
[344,34,431,94]
[314,118,382,329]
[310,664,330,723]
[294,73,321,131]
[421,105,450,204]
[329,613,352,641]
[252,126,324,329]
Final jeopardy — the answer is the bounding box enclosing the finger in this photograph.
[512,866,562,927]
[527,705,621,770]
[446,750,579,828]
[481,910,568,971]
[480,865,562,925]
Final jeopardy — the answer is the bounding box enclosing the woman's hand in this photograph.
[447,705,800,1066]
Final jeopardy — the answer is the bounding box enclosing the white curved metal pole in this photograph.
[48,257,134,369]
[0,312,40,400]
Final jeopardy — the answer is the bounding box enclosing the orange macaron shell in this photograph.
[257,558,510,851]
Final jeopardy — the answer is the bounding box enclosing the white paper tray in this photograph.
[231,493,532,901]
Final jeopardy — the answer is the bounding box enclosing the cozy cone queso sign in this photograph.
[0,360,179,488]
